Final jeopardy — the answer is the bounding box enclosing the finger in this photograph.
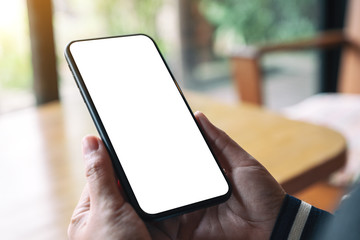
[194,111,255,170]
[72,184,91,217]
[68,184,90,236]
[82,135,122,207]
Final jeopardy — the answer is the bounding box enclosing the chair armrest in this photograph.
[230,30,346,59]
[346,36,360,55]
[258,30,346,54]
[229,30,352,105]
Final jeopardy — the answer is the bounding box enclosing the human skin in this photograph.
[68,111,286,240]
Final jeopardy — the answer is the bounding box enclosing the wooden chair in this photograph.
[230,0,360,185]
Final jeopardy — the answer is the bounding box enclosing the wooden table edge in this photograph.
[281,147,347,195]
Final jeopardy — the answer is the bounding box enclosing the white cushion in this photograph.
[282,93,360,186]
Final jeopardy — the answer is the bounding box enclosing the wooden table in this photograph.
[0,91,346,239]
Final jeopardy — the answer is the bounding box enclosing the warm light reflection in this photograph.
[0,0,34,113]
[0,0,27,53]
[0,0,22,30]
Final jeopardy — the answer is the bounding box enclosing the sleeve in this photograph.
[270,194,332,240]
[319,184,360,240]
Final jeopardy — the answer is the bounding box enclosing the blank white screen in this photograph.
[70,35,229,214]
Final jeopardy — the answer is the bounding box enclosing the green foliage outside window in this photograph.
[96,0,162,35]
[95,0,164,49]
[0,4,32,90]
[0,34,32,89]
[199,0,318,46]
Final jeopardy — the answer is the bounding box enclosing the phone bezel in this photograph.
[64,34,231,221]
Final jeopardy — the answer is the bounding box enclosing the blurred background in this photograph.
[0,0,351,239]
[0,0,347,113]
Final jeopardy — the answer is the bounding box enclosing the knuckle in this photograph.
[85,154,106,179]
[214,130,230,148]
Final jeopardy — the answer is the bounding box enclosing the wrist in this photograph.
[270,194,332,240]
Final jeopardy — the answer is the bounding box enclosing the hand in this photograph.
[68,135,151,240]
[68,112,286,240]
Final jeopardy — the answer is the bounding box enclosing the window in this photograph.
[0,0,34,113]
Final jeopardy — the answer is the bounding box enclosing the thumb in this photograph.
[82,135,123,207]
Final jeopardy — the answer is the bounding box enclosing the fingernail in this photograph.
[194,111,203,118]
[82,136,99,155]
[195,111,206,123]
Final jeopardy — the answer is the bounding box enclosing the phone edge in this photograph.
[64,34,232,221]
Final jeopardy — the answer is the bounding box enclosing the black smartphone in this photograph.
[64,34,231,221]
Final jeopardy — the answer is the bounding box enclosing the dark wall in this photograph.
[319,0,348,92]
